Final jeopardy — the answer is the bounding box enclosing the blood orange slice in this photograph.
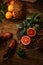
[21,36,31,45]
[27,28,36,37]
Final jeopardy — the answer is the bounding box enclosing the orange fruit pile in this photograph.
[5,12,12,19]
[5,0,16,19]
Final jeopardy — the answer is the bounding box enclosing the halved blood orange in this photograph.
[21,36,31,45]
[27,28,36,37]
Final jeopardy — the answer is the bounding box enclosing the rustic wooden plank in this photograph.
[0,1,43,65]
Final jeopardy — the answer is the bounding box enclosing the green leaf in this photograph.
[0,19,2,23]
[26,16,31,21]
[17,49,26,58]
[0,12,5,18]
[2,3,7,13]
[34,13,40,19]
[31,13,35,15]
[16,24,22,29]
[32,13,41,22]
[27,23,30,27]
[19,28,26,36]
[33,24,39,30]
[22,21,27,27]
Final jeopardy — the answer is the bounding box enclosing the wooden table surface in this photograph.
[0,0,43,65]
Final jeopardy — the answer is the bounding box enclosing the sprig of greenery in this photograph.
[26,13,41,23]
[0,1,7,12]
[17,49,26,58]
[1,3,7,13]
[0,19,2,23]
[0,12,5,18]
[0,12,5,23]
[16,13,41,37]
[0,1,7,23]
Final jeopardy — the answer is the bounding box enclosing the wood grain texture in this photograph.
[0,0,43,65]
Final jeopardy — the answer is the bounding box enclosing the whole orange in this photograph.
[8,4,14,12]
[5,12,12,19]
[10,0,14,5]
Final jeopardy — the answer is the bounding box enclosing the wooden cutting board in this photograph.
[0,1,43,65]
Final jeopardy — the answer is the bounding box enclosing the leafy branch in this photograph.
[17,49,26,58]
[16,13,42,37]
[0,1,7,23]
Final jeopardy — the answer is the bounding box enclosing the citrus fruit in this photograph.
[12,11,16,18]
[21,36,31,45]
[5,12,12,19]
[8,4,14,12]
[27,28,36,37]
[10,0,14,5]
